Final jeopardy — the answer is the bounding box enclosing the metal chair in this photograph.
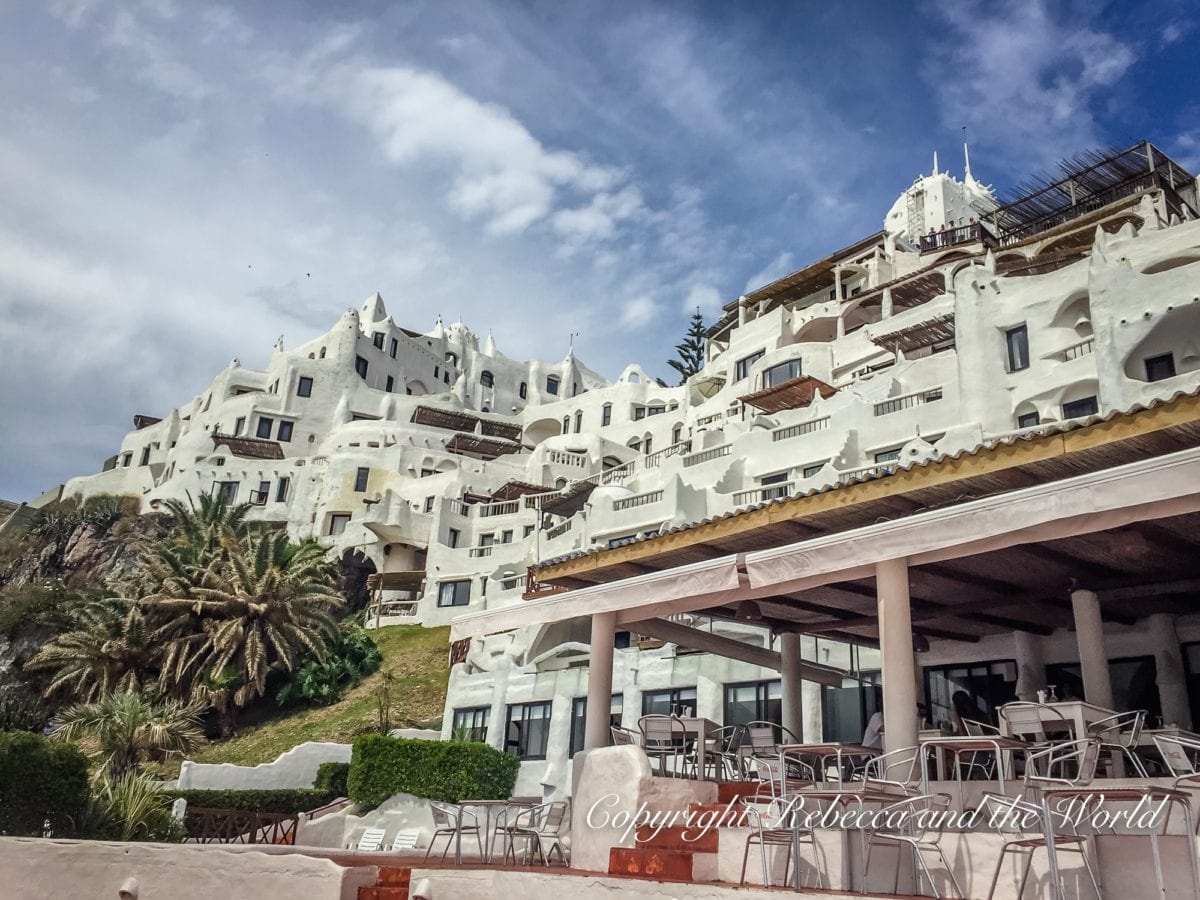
[958,718,1003,779]
[1021,738,1101,797]
[744,720,799,758]
[1153,732,1200,778]
[1087,709,1148,777]
[425,802,482,862]
[999,702,1074,776]
[738,795,822,888]
[860,745,921,795]
[863,793,965,898]
[703,724,747,780]
[610,725,640,746]
[502,801,570,866]
[638,715,693,778]
[979,792,1101,900]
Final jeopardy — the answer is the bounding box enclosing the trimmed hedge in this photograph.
[348,735,520,807]
[163,788,337,815]
[0,730,89,836]
[313,761,349,797]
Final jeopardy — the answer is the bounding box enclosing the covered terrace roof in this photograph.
[739,375,837,414]
[211,433,285,460]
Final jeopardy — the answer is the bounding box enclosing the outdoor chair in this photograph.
[1019,739,1101,803]
[958,718,1003,780]
[354,826,387,852]
[425,802,482,862]
[702,724,747,780]
[502,801,570,866]
[389,828,420,851]
[999,702,1074,747]
[737,795,823,889]
[638,714,693,778]
[1153,733,1200,779]
[610,725,640,746]
[978,792,1101,900]
[744,720,799,758]
[859,745,921,795]
[1087,709,1148,777]
[863,793,965,898]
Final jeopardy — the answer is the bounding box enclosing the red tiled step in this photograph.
[359,888,408,900]
[377,866,412,886]
[635,824,719,853]
[609,847,694,881]
[717,780,769,804]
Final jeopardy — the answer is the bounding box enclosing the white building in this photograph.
[61,141,1200,799]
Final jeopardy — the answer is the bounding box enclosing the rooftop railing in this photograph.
[917,222,998,253]
[733,482,796,506]
[547,449,588,468]
[447,499,472,517]
[1059,338,1096,362]
[874,387,944,417]
[545,519,573,540]
[477,499,521,518]
[682,444,731,467]
[772,416,830,443]
[612,489,664,511]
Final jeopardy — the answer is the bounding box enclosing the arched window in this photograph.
[601,403,612,426]
[627,438,642,452]
[519,381,527,399]
[562,416,570,434]
[573,411,583,433]
[319,347,326,359]
[555,478,567,490]
[446,352,458,367]
[482,405,490,413]
[480,370,494,388]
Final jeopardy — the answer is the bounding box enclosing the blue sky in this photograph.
[0,0,1196,500]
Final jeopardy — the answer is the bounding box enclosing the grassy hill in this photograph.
[186,624,451,768]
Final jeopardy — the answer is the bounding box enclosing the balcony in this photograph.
[612,490,664,512]
[918,222,998,254]
[732,482,795,506]
[682,444,731,467]
[365,571,425,626]
[874,388,944,417]
[772,416,830,443]
[469,546,494,558]
[545,518,573,540]
[1057,338,1096,362]
[477,499,521,518]
[546,449,588,469]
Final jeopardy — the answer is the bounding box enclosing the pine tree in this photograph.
[667,310,707,384]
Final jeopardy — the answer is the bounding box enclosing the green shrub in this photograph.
[81,773,186,842]
[348,735,520,807]
[0,730,90,836]
[276,627,382,708]
[163,788,337,814]
[313,761,350,796]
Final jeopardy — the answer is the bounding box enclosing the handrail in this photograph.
[547,449,587,468]
[772,416,830,442]
[917,222,997,253]
[613,490,664,511]
[469,546,494,558]
[682,444,731,467]
[874,387,943,417]
[447,499,471,517]
[733,482,795,505]
[1059,338,1095,362]
[478,499,520,517]
[545,519,573,540]
[643,439,692,468]
[183,807,299,845]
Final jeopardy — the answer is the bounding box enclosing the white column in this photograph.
[877,558,918,752]
[1014,631,1046,701]
[584,611,617,750]
[780,631,804,741]
[833,265,843,301]
[881,287,893,319]
[1148,613,1191,728]
[1070,588,1114,709]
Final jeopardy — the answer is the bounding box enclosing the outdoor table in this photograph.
[917,734,1028,807]
[998,700,1117,742]
[457,798,538,864]
[786,785,909,892]
[777,742,877,795]
[675,716,719,779]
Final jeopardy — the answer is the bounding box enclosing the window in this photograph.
[1005,325,1029,372]
[802,463,825,478]
[385,375,395,393]
[500,529,513,544]
[572,382,578,396]
[354,467,369,492]
[252,480,270,504]
[1146,353,1176,382]
[256,417,274,439]
[121,452,132,467]
[296,375,314,398]
[389,338,398,359]
[447,528,461,549]
[633,406,647,421]
[505,702,552,759]
[672,424,683,445]
[1044,656,1161,720]
[443,371,450,384]
[763,359,803,388]
[234,416,246,435]
[724,680,781,728]
[328,513,350,535]
[760,471,789,500]
[355,356,368,379]
[215,481,238,504]
[420,468,436,477]
[423,496,435,513]
[523,525,535,538]
[601,403,612,426]
[574,411,583,433]
[480,370,494,388]
[874,448,901,463]
[1017,411,1040,429]
[275,477,290,502]
[1062,396,1099,419]
[562,416,570,434]
[479,575,488,598]
[277,421,294,442]
[434,366,440,380]
[437,580,471,607]
[452,706,490,743]
[643,436,652,454]
[734,350,765,382]
[519,382,527,400]
[924,660,1017,732]
[372,332,384,349]
[569,695,623,756]
[139,446,151,466]
[478,533,495,547]
[641,687,697,717]
[546,375,560,395]
[647,405,665,416]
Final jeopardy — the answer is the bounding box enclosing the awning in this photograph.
[368,571,425,591]
[211,434,285,460]
[869,313,955,354]
[739,375,837,413]
[444,433,521,460]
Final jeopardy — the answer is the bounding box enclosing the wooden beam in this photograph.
[1043,597,1137,627]
[1099,577,1200,603]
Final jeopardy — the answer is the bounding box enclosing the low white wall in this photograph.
[178,742,351,790]
[0,838,377,900]
[298,793,438,853]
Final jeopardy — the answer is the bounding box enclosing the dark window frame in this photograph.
[569,694,624,757]
[451,706,490,743]
[437,579,471,607]
[353,467,369,492]
[1145,353,1177,382]
[297,376,314,398]
[641,686,697,717]
[1005,324,1030,372]
[1062,396,1099,419]
[277,420,294,442]
[546,375,560,395]
[256,417,274,439]
[505,701,553,760]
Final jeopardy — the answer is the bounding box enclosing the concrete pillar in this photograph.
[780,631,804,741]
[833,265,843,301]
[881,287,893,319]
[877,557,918,752]
[1148,613,1191,728]
[1070,588,1114,709]
[584,611,616,750]
[1014,630,1046,701]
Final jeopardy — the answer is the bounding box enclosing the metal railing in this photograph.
[612,490,664,511]
[545,519,573,540]
[772,416,830,442]
[917,222,998,253]
[873,387,944,417]
[478,499,520,517]
[682,444,731,467]
[1059,338,1096,362]
[838,461,899,484]
[183,808,298,845]
[732,482,796,505]
[547,449,587,468]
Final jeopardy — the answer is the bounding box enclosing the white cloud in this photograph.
[619,295,660,327]
[683,283,723,316]
[922,1,1136,165]
[1161,21,1191,45]
[744,251,795,293]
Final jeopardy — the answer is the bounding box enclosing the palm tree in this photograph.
[149,531,342,735]
[51,691,203,779]
[24,601,154,701]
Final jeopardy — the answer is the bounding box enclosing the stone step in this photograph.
[635,824,719,853]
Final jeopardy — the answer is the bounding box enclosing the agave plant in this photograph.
[83,772,184,842]
[50,691,204,780]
